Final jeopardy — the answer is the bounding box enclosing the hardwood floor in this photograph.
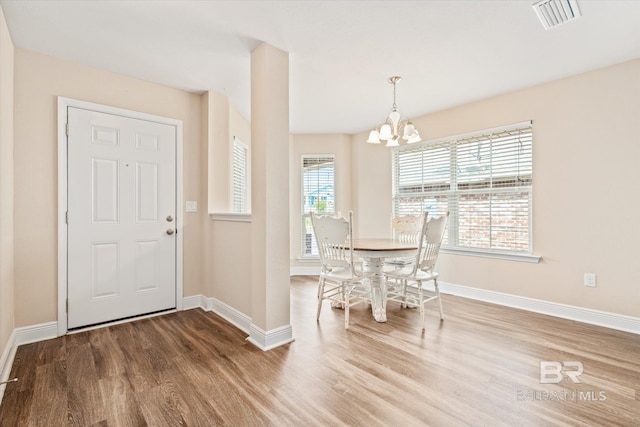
[1,275,638,426]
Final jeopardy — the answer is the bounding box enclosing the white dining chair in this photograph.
[384,212,449,330]
[385,213,427,269]
[311,211,371,328]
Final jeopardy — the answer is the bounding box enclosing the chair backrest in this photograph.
[311,211,355,274]
[391,213,426,243]
[415,211,450,273]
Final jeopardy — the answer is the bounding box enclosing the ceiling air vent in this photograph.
[533,0,581,30]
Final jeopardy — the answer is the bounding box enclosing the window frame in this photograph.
[392,121,539,263]
[300,154,336,259]
[231,136,248,214]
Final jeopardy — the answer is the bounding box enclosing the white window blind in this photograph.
[393,122,533,253]
[301,156,335,257]
[232,138,248,213]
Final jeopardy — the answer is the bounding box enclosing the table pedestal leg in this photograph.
[362,257,386,322]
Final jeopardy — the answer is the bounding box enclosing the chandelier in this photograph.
[366,76,421,146]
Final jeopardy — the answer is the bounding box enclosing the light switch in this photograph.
[185,201,198,213]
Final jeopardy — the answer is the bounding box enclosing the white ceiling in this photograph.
[2,0,639,134]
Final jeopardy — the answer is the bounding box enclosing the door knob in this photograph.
[166,229,175,235]
[166,215,174,222]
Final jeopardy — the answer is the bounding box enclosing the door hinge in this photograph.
[65,123,69,137]
[66,299,69,313]
[65,211,69,224]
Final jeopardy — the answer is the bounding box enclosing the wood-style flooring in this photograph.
[1,275,638,426]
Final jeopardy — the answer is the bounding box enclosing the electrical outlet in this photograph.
[584,273,597,287]
[185,201,198,213]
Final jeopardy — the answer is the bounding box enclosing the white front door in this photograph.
[67,107,177,329]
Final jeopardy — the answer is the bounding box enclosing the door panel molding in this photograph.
[57,97,184,336]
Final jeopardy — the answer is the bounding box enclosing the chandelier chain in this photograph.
[392,80,397,110]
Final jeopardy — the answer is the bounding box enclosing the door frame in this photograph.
[57,97,184,336]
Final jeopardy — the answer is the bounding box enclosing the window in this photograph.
[393,122,533,254]
[232,137,248,213]
[301,155,335,257]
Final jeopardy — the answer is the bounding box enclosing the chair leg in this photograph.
[434,278,444,320]
[316,277,326,321]
[402,279,408,308]
[401,279,409,308]
[418,281,426,330]
[317,277,324,299]
[344,291,350,329]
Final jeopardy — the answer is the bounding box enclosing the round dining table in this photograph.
[351,238,418,322]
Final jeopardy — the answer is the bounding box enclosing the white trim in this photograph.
[441,248,541,263]
[15,322,58,346]
[247,323,295,351]
[57,97,68,337]
[175,117,184,312]
[290,266,321,276]
[183,295,295,350]
[57,97,184,336]
[0,331,17,406]
[210,213,252,222]
[296,256,320,263]
[438,281,640,334]
[185,294,252,334]
[182,294,207,311]
[207,297,252,334]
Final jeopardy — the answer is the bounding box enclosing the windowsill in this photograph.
[209,213,252,222]
[441,247,541,263]
[297,256,320,263]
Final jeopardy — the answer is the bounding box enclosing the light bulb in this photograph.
[379,124,392,140]
[385,137,399,147]
[367,130,381,144]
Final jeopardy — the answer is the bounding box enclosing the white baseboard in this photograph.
[288,271,639,334]
[9,282,629,386]
[182,294,207,311]
[0,322,56,406]
[247,323,295,351]
[0,330,17,406]
[439,281,640,335]
[15,322,58,346]
[183,294,295,350]
[290,266,321,276]
[184,294,252,334]
[206,297,252,335]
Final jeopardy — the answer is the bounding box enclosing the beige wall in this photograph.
[7,38,638,334]
[13,49,204,327]
[250,43,290,331]
[207,91,231,213]
[0,5,15,355]
[202,90,253,314]
[352,58,640,318]
[206,92,252,214]
[351,134,393,239]
[290,133,353,264]
[207,220,252,315]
